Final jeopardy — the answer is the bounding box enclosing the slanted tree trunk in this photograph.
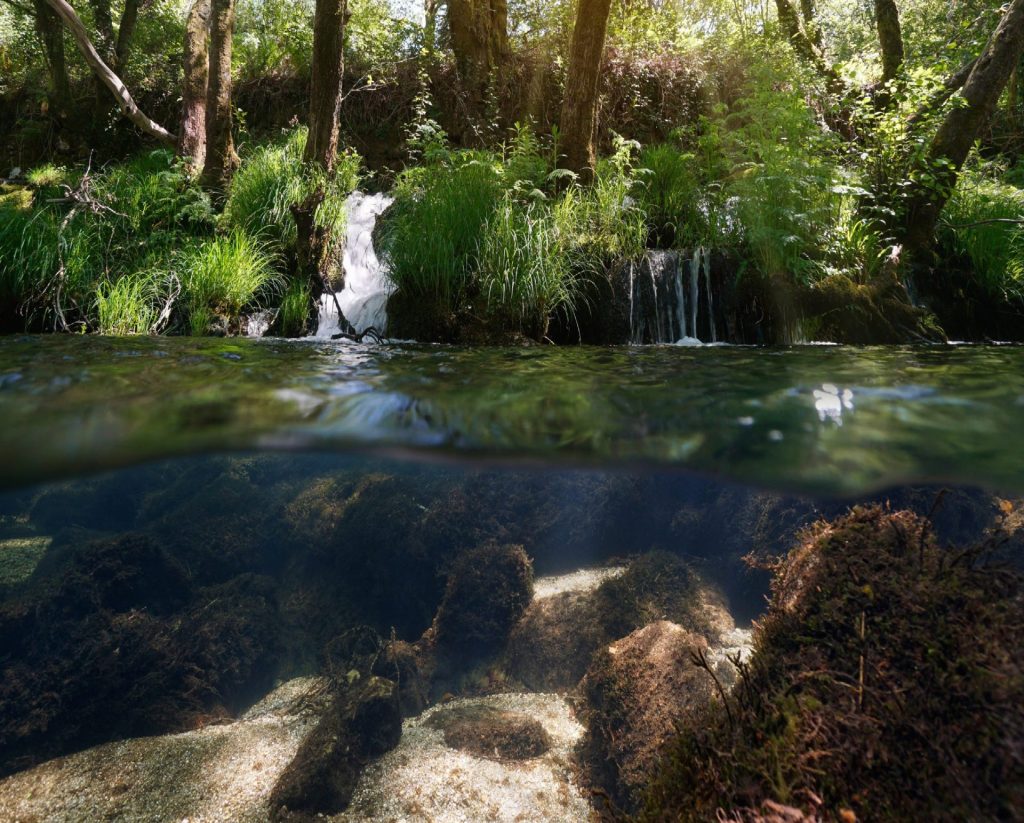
[448,0,509,113]
[774,0,844,94]
[291,0,351,330]
[902,0,1024,259]
[558,0,612,181]
[40,0,175,143]
[201,0,239,191]
[800,0,823,50]
[33,0,72,119]
[874,0,904,86]
[178,0,210,171]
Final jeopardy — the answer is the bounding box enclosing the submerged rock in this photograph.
[269,675,402,820]
[643,506,1024,822]
[339,693,593,822]
[505,552,721,692]
[425,703,552,761]
[577,620,717,813]
[0,677,327,822]
[429,542,534,661]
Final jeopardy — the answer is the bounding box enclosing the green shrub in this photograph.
[223,127,360,260]
[943,174,1024,300]
[95,271,165,335]
[183,231,283,335]
[279,278,314,336]
[635,143,704,248]
[478,195,579,339]
[382,156,503,311]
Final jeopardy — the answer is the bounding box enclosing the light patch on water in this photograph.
[0,677,325,823]
[339,693,594,823]
[532,566,626,600]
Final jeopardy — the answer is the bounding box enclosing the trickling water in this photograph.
[689,249,700,344]
[703,249,717,344]
[313,192,394,338]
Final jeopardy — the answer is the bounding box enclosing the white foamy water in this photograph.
[314,191,394,338]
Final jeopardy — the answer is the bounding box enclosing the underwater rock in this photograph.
[268,674,401,820]
[429,542,534,661]
[0,677,328,822]
[339,693,592,822]
[643,506,1024,822]
[370,638,431,717]
[425,702,552,761]
[577,620,716,814]
[506,552,718,691]
[0,535,280,777]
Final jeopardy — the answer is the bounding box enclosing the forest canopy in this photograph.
[1,0,1022,343]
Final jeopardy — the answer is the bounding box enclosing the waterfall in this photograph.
[312,191,394,339]
[703,249,716,344]
[674,255,687,340]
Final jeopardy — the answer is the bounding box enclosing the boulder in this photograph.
[577,620,716,813]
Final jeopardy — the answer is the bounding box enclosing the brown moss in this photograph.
[642,506,1024,822]
[426,703,552,761]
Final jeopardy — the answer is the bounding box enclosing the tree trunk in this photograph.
[902,0,1024,258]
[40,0,175,143]
[33,0,72,119]
[114,0,141,66]
[292,0,351,332]
[800,0,822,50]
[774,0,844,94]
[558,0,612,181]
[178,0,210,171]
[304,0,348,171]
[448,0,509,110]
[201,0,239,191]
[874,0,904,86]
[87,0,116,117]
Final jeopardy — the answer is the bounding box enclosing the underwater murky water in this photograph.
[0,338,1021,820]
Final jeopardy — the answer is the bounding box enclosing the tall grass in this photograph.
[95,271,164,335]
[477,195,579,338]
[943,174,1024,300]
[183,232,283,335]
[634,143,704,248]
[279,278,314,336]
[382,157,503,310]
[223,127,360,259]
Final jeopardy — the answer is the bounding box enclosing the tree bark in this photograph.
[178,0,210,171]
[902,0,1024,257]
[800,0,822,50]
[304,0,348,171]
[40,0,175,143]
[114,0,141,66]
[32,0,72,118]
[201,0,239,191]
[292,0,351,331]
[774,0,844,94]
[874,0,904,86]
[558,0,612,180]
[448,0,509,108]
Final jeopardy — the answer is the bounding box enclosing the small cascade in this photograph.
[312,191,393,339]
[625,248,721,345]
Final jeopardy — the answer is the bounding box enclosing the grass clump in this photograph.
[477,195,578,339]
[183,231,282,335]
[95,271,164,335]
[643,505,1024,822]
[223,126,360,263]
[942,170,1024,301]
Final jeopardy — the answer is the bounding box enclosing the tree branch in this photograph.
[40,0,175,144]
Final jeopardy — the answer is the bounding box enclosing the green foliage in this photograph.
[223,127,360,261]
[943,170,1024,300]
[95,270,165,335]
[183,231,283,335]
[634,143,704,248]
[477,195,578,338]
[279,278,314,337]
[382,154,503,311]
